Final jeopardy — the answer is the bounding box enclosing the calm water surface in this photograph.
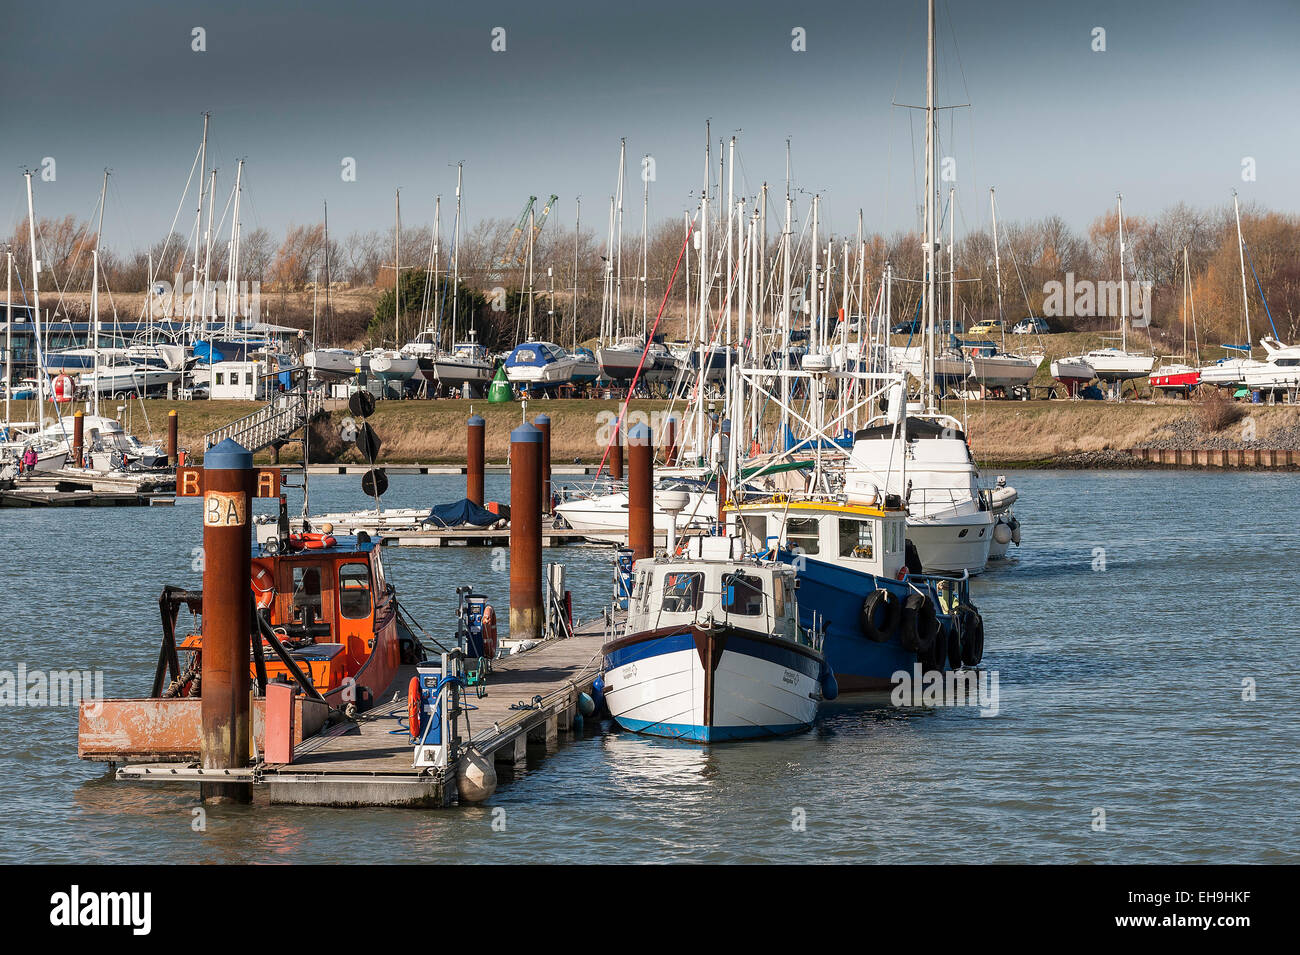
[1,470,1297,863]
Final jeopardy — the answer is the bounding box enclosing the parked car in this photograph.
[1012,316,1050,334]
[891,319,923,335]
[968,319,1003,336]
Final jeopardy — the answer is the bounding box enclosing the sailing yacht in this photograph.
[1199,191,1273,389]
[1150,247,1202,395]
[1059,194,1155,390]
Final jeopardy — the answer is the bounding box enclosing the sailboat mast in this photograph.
[24,171,45,427]
[202,167,217,324]
[615,138,625,340]
[1117,193,1127,352]
[190,113,208,333]
[641,163,649,339]
[431,196,441,344]
[1233,190,1252,353]
[91,169,109,417]
[923,0,938,413]
[452,162,463,344]
[394,189,401,345]
[4,252,10,426]
[573,197,581,351]
[781,139,792,442]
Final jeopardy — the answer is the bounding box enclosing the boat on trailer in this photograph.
[602,535,835,742]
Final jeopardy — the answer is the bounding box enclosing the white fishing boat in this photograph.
[601,535,833,742]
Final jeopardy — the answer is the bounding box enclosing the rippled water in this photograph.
[1,469,1296,863]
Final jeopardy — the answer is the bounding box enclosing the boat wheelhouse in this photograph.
[729,496,984,692]
[77,524,404,763]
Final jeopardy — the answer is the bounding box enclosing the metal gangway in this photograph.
[204,389,325,453]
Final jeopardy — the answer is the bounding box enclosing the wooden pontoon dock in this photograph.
[115,626,613,808]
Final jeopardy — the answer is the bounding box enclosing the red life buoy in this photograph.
[407,676,423,739]
[481,605,498,658]
[251,562,277,609]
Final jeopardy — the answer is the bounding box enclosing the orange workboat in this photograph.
[78,522,408,763]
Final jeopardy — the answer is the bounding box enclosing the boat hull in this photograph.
[602,624,822,741]
[908,514,993,575]
[774,555,922,692]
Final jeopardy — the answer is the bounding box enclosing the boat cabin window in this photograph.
[291,567,323,624]
[722,573,764,616]
[838,518,874,560]
[774,577,786,617]
[215,372,224,385]
[786,517,820,555]
[661,572,704,613]
[338,563,372,619]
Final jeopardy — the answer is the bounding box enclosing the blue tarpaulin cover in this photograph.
[423,498,500,528]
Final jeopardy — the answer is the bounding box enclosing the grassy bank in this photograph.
[111,393,1299,467]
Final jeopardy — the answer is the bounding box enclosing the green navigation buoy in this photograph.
[488,366,513,403]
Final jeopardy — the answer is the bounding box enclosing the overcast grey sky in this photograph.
[2,0,1296,250]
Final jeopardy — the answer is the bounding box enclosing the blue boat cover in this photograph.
[423,498,500,528]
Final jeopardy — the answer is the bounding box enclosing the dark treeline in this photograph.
[6,200,1298,351]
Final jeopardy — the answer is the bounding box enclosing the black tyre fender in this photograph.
[860,588,901,643]
[960,608,985,667]
[946,621,963,670]
[902,593,938,653]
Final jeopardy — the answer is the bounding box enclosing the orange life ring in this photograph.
[290,532,337,550]
[251,562,277,609]
[480,605,498,658]
[407,675,423,739]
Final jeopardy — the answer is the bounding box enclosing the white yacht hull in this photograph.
[907,513,994,575]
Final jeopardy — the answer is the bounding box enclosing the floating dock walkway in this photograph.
[117,627,613,808]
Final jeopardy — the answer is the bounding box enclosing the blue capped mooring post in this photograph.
[199,438,255,804]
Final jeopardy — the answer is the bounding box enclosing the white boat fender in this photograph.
[993,522,1013,546]
[457,748,498,802]
[860,589,902,643]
